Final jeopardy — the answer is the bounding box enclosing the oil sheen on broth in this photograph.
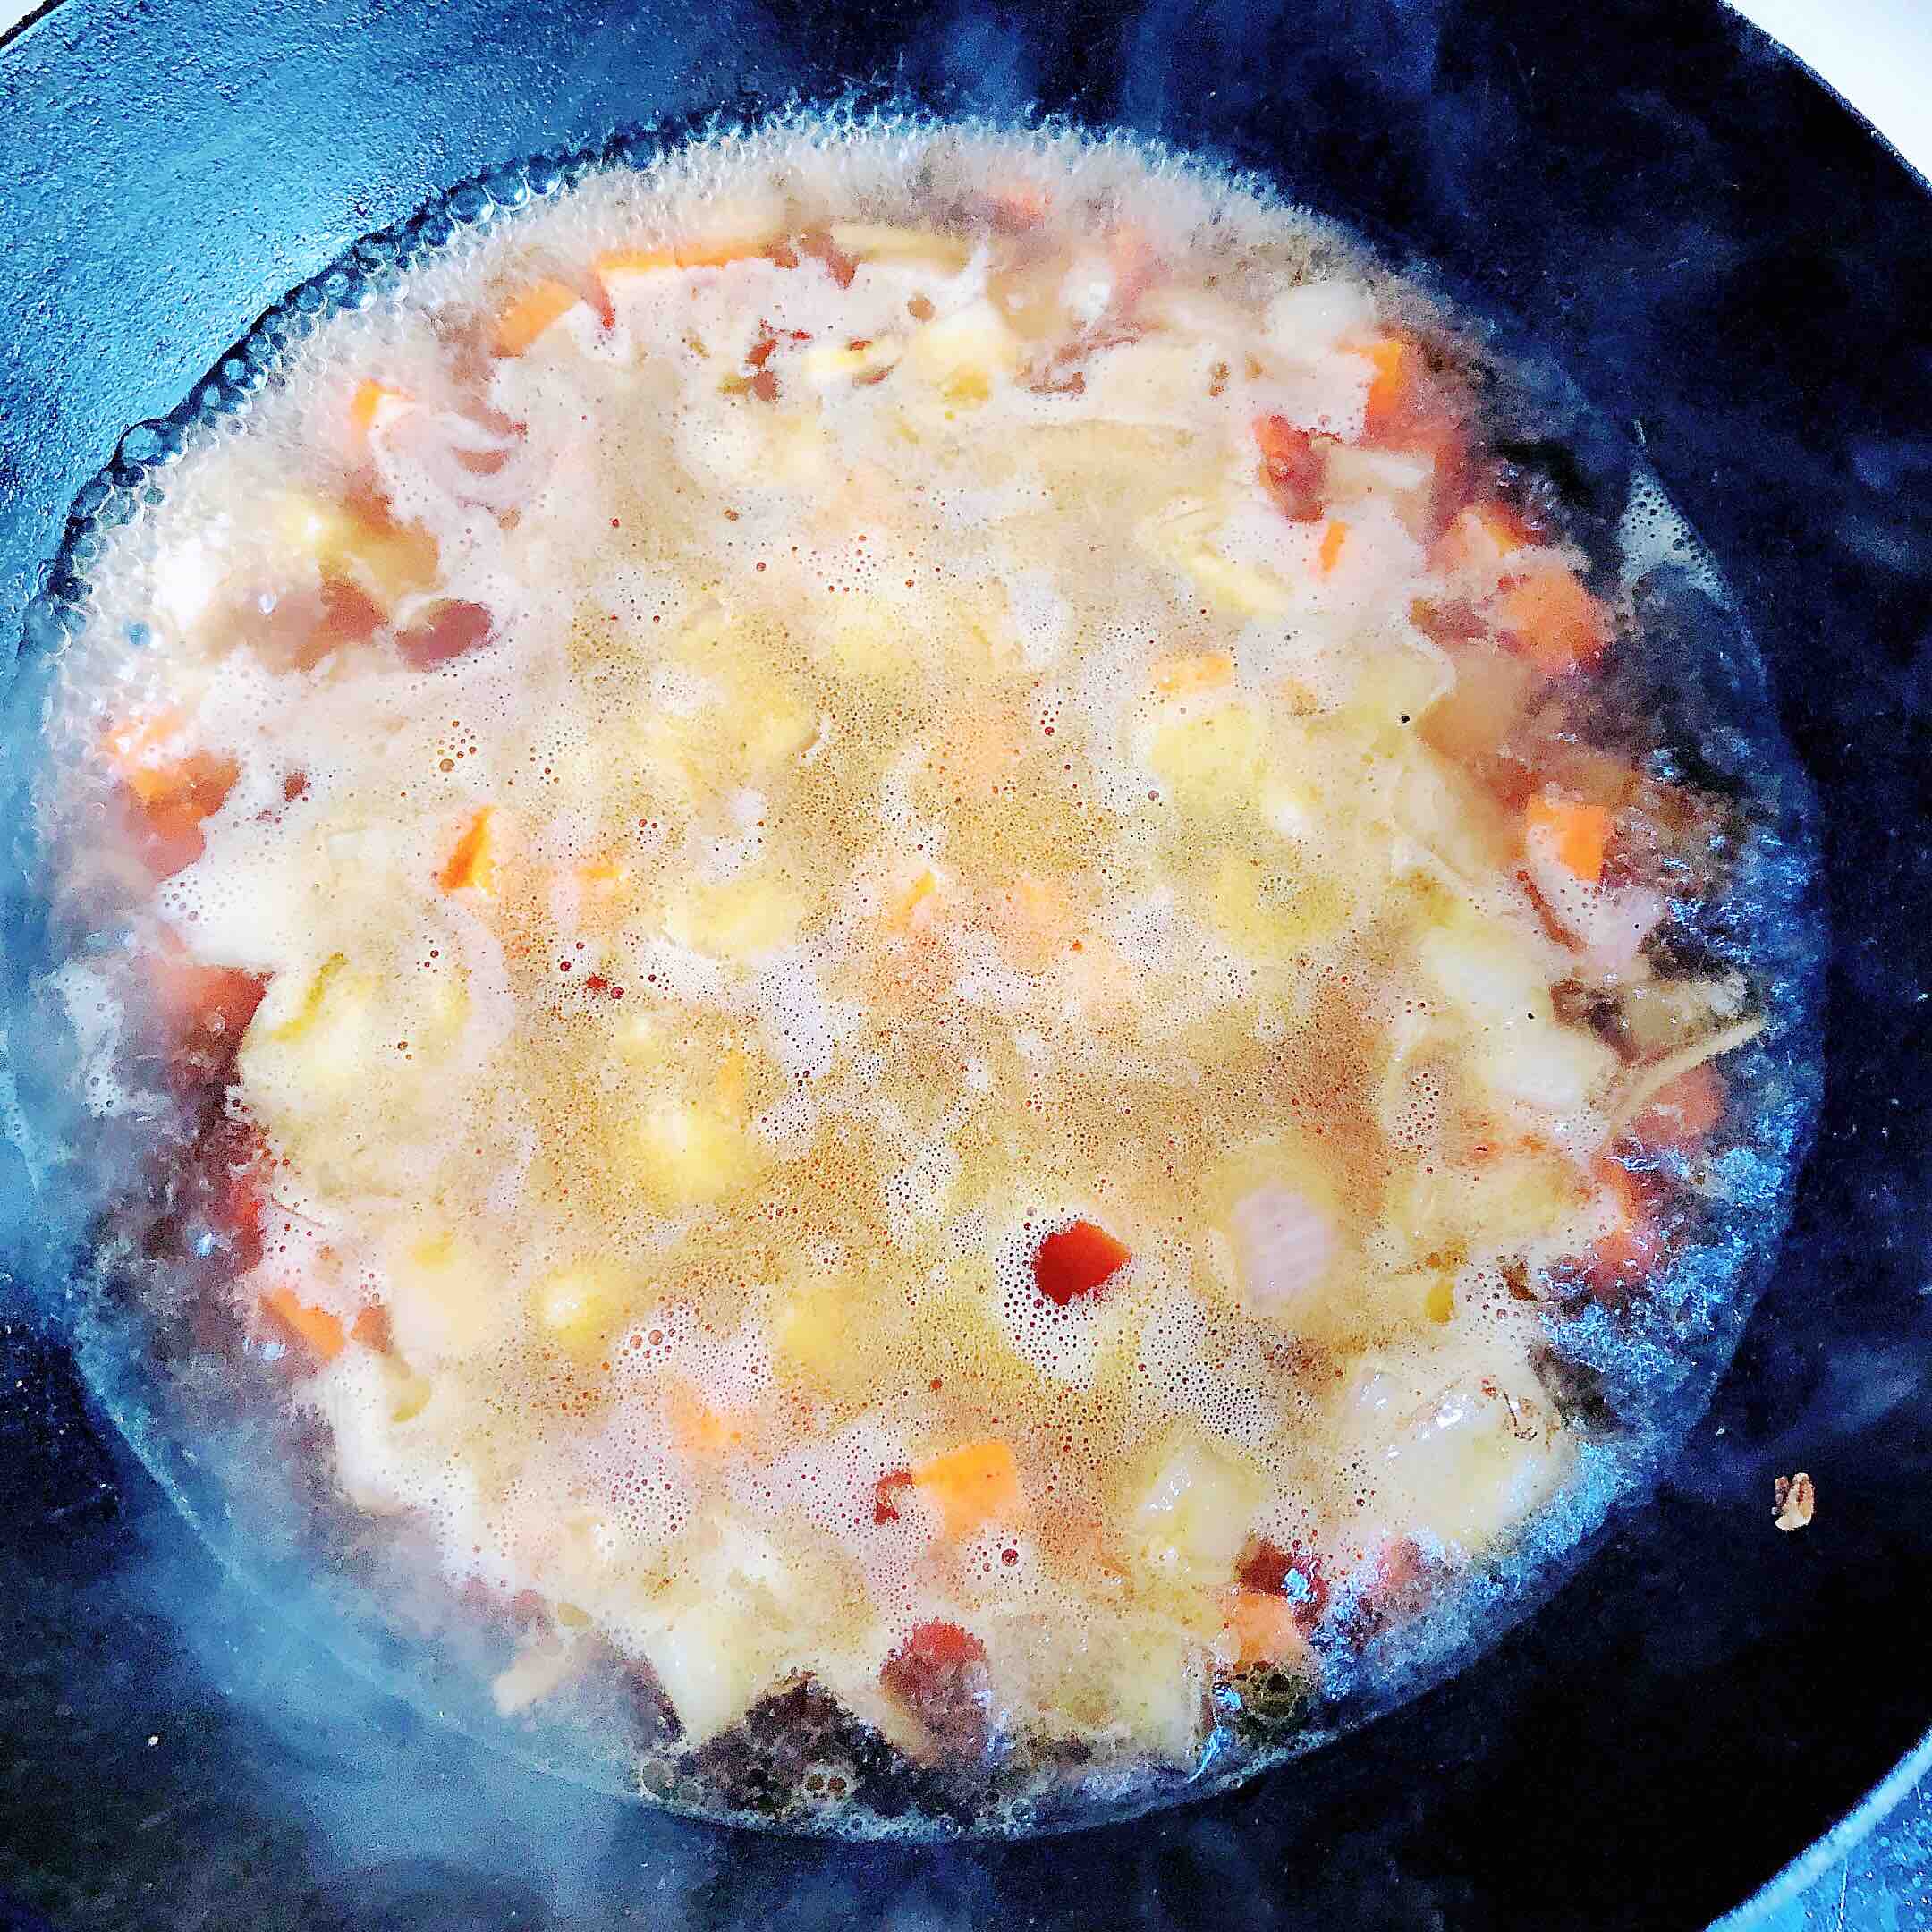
[43,120,1779,1826]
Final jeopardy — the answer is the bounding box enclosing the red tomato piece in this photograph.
[1237,1535,1331,1631]
[873,1468,914,1524]
[1032,1219,1131,1306]
[396,598,494,671]
[880,1619,993,1758]
[1254,414,1324,521]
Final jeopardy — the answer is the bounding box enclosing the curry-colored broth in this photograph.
[46,121,1770,1816]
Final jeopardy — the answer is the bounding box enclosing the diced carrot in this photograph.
[1221,1589,1309,1668]
[347,378,410,451]
[1429,500,1531,576]
[667,1378,745,1455]
[577,858,631,894]
[884,869,941,934]
[594,236,777,285]
[1525,791,1613,886]
[1360,335,1417,438]
[439,807,497,895]
[1630,1063,1727,1155]
[1496,564,1609,675]
[1254,414,1324,521]
[1318,518,1350,575]
[103,708,188,802]
[491,279,583,357]
[1583,1158,1662,1303]
[1107,224,1161,309]
[1151,649,1236,698]
[349,1304,391,1352]
[1032,1219,1131,1307]
[985,181,1051,231]
[911,1438,1024,1537]
[258,1286,346,1363]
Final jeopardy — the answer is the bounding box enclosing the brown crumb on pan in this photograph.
[1773,1471,1815,1532]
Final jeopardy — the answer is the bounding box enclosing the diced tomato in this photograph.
[1627,1063,1727,1156]
[984,181,1051,232]
[1496,564,1609,676]
[797,229,857,290]
[396,598,494,670]
[1106,224,1161,310]
[148,952,267,1092]
[104,715,238,878]
[1237,1535,1330,1631]
[1429,500,1532,576]
[873,1467,914,1524]
[1031,1219,1131,1306]
[880,1619,992,1758]
[1254,415,1324,521]
[1582,1157,1662,1303]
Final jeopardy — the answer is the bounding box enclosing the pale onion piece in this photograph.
[1608,1013,1767,1133]
[1323,442,1436,537]
[799,335,904,386]
[903,297,1021,394]
[491,1631,586,1718]
[663,874,808,961]
[1226,1182,1340,1324]
[1080,335,1225,426]
[1253,354,1372,439]
[1106,1629,1210,1764]
[1616,969,1750,1058]
[304,1349,453,1518]
[1475,1018,1621,1115]
[1419,914,1554,1031]
[385,1226,520,1362]
[828,223,972,273]
[1140,283,1253,345]
[1131,1430,1266,1580]
[1341,1344,1573,1555]
[1263,279,1380,359]
[1144,701,1270,817]
[1058,250,1115,330]
[626,1093,763,1210]
[636,1598,780,1749]
[1523,833,1668,979]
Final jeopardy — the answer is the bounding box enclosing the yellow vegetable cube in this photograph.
[388,1227,515,1360]
[531,1258,635,1360]
[629,1093,761,1209]
[664,875,808,961]
[1148,702,1268,818]
[1130,1429,1265,1580]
